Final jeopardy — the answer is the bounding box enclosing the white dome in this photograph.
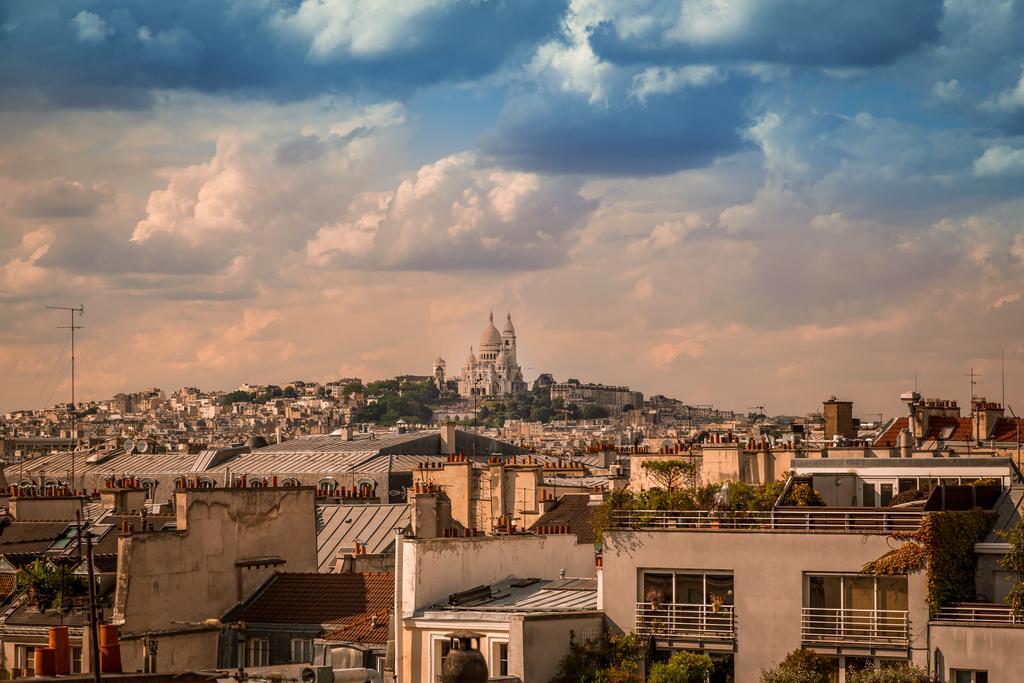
[480,312,501,348]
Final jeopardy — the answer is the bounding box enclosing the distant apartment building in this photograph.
[550,382,643,416]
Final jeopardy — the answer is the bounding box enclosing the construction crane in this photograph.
[747,405,766,416]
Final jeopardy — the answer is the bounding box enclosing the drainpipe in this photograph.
[393,526,403,683]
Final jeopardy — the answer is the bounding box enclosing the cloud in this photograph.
[307,153,596,270]
[588,0,945,68]
[9,179,109,218]
[982,67,1024,112]
[973,145,1024,177]
[71,11,114,43]
[482,79,751,175]
[0,0,567,108]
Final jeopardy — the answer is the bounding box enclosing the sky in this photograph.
[2,0,1024,418]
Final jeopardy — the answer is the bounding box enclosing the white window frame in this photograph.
[489,638,509,677]
[15,645,36,677]
[71,645,83,673]
[428,633,452,683]
[290,638,313,663]
[951,671,988,683]
[246,637,270,668]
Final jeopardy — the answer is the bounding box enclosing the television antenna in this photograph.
[46,304,83,486]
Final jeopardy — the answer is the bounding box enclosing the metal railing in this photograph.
[612,509,924,533]
[934,603,1022,624]
[801,608,909,647]
[635,602,735,642]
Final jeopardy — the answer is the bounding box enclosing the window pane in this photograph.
[878,576,908,611]
[976,672,988,683]
[808,575,842,609]
[953,672,973,683]
[674,573,703,604]
[898,478,916,493]
[880,484,893,507]
[643,573,673,604]
[706,574,734,605]
[845,576,875,610]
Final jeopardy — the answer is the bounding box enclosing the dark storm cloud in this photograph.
[37,226,234,276]
[0,0,567,109]
[589,0,944,68]
[10,179,110,218]
[481,80,752,176]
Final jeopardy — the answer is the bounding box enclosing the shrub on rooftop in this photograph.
[760,648,833,683]
[846,664,930,683]
[646,651,714,683]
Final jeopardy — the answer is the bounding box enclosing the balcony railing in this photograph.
[612,509,923,533]
[635,602,735,642]
[801,607,909,648]
[934,603,1022,624]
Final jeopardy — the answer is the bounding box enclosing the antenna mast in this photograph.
[46,304,84,488]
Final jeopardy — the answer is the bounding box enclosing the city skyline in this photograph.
[3,1,1024,416]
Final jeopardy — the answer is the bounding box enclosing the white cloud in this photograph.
[931,79,962,101]
[982,67,1024,111]
[630,65,724,100]
[71,11,113,43]
[973,145,1024,177]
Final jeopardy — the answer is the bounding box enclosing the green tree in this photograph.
[846,664,930,683]
[283,386,297,398]
[760,649,833,683]
[999,517,1024,616]
[17,560,87,611]
[647,651,714,683]
[549,631,644,683]
[641,460,697,492]
[582,404,611,420]
[220,390,255,405]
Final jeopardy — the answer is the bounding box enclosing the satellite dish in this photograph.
[122,439,135,454]
[136,441,149,454]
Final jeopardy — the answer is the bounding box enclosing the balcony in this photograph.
[635,602,735,646]
[801,608,909,649]
[934,603,1022,624]
[612,509,923,534]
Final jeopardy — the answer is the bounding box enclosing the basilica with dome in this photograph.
[437,312,527,398]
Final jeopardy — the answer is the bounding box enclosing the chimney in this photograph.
[973,398,1004,441]
[823,397,856,440]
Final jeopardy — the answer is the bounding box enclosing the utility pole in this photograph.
[47,305,84,488]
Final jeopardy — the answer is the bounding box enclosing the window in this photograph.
[953,672,988,683]
[641,570,734,606]
[71,646,82,674]
[15,645,36,677]
[246,638,270,668]
[290,639,313,663]
[880,484,893,507]
[433,638,452,682]
[490,641,509,676]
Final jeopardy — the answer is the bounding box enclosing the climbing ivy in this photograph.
[998,518,1024,616]
[862,510,997,613]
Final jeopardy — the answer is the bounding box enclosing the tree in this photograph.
[846,664,930,683]
[283,386,298,398]
[621,404,634,413]
[582,404,611,420]
[641,459,697,492]
[760,649,833,683]
[647,651,714,683]
[999,517,1024,616]
[17,560,87,611]
[549,631,644,683]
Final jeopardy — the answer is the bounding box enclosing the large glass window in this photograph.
[642,571,734,605]
[290,639,313,663]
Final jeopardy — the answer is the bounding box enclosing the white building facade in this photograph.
[456,312,527,398]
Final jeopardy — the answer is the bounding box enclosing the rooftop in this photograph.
[223,572,393,625]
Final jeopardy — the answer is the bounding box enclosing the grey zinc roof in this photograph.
[317,503,410,572]
[443,577,598,613]
[252,431,438,455]
[6,449,201,479]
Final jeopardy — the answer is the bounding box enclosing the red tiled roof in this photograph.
[322,609,390,645]
[875,417,909,447]
[529,494,596,545]
[921,416,973,442]
[988,417,1024,443]
[224,572,393,626]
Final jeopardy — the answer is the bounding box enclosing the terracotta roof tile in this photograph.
[875,417,908,447]
[322,610,390,645]
[224,572,393,626]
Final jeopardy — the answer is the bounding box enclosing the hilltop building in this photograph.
[456,312,527,398]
